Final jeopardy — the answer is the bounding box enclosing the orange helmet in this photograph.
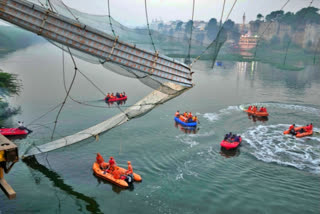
[127,161,131,164]
[110,156,113,159]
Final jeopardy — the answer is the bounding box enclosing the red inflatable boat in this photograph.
[0,128,29,136]
[220,138,242,150]
[105,96,127,102]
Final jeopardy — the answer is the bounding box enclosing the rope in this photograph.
[186,0,196,65]
[51,47,78,140]
[144,0,157,52]
[219,0,226,26]
[107,0,116,37]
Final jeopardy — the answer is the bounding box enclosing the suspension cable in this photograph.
[144,0,157,52]
[186,0,196,64]
[107,0,116,37]
[51,47,78,140]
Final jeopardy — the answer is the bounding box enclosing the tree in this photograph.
[295,7,320,25]
[185,20,193,34]
[175,21,183,31]
[206,18,218,40]
[265,10,284,22]
[223,19,235,31]
[257,13,264,21]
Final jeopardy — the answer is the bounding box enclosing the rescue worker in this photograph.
[113,168,121,179]
[188,112,193,119]
[96,153,108,169]
[123,92,126,97]
[183,112,188,117]
[259,107,263,112]
[125,161,133,176]
[175,110,180,117]
[289,124,296,135]
[116,92,120,98]
[108,156,116,171]
[105,93,110,101]
[248,106,252,111]
[252,106,257,112]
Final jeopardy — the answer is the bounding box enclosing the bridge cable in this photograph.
[144,0,157,53]
[107,0,116,37]
[51,47,78,140]
[185,0,196,65]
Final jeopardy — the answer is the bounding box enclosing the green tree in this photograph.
[295,7,320,25]
[257,13,264,21]
[206,18,218,40]
[175,21,183,31]
[185,20,193,33]
[223,19,235,31]
[265,10,284,22]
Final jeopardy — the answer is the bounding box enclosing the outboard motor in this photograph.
[125,174,134,185]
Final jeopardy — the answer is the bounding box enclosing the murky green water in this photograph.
[0,43,319,213]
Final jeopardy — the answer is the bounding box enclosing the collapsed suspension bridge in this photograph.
[0,0,228,157]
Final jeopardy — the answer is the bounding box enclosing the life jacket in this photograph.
[113,170,121,179]
[259,108,263,112]
[248,106,252,111]
[175,112,180,117]
[188,113,192,118]
[289,125,294,130]
[96,154,104,165]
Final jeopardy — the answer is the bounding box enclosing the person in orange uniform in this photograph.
[96,153,108,169]
[126,161,133,176]
[110,93,115,99]
[175,110,180,117]
[113,168,121,179]
[108,156,116,172]
[248,106,252,111]
[252,106,257,112]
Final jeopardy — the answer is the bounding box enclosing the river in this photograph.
[0,43,319,213]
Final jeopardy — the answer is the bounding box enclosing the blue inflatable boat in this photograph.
[174,117,197,127]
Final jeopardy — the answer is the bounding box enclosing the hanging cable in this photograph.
[144,0,157,52]
[219,0,226,27]
[51,47,78,140]
[185,0,196,65]
[107,0,116,37]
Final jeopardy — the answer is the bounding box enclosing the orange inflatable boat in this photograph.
[283,126,313,138]
[92,162,142,188]
[244,109,269,117]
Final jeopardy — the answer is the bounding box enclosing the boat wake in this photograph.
[175,130,215,148]
[243,124,320,174]
[203,106,241,122]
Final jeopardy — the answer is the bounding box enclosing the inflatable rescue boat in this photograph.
[0,128,29,136]
[283,126,313,138]
[220,138,242,150]
[92,162,142,188]
[105,96,127,102]
[174,116,197,127]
